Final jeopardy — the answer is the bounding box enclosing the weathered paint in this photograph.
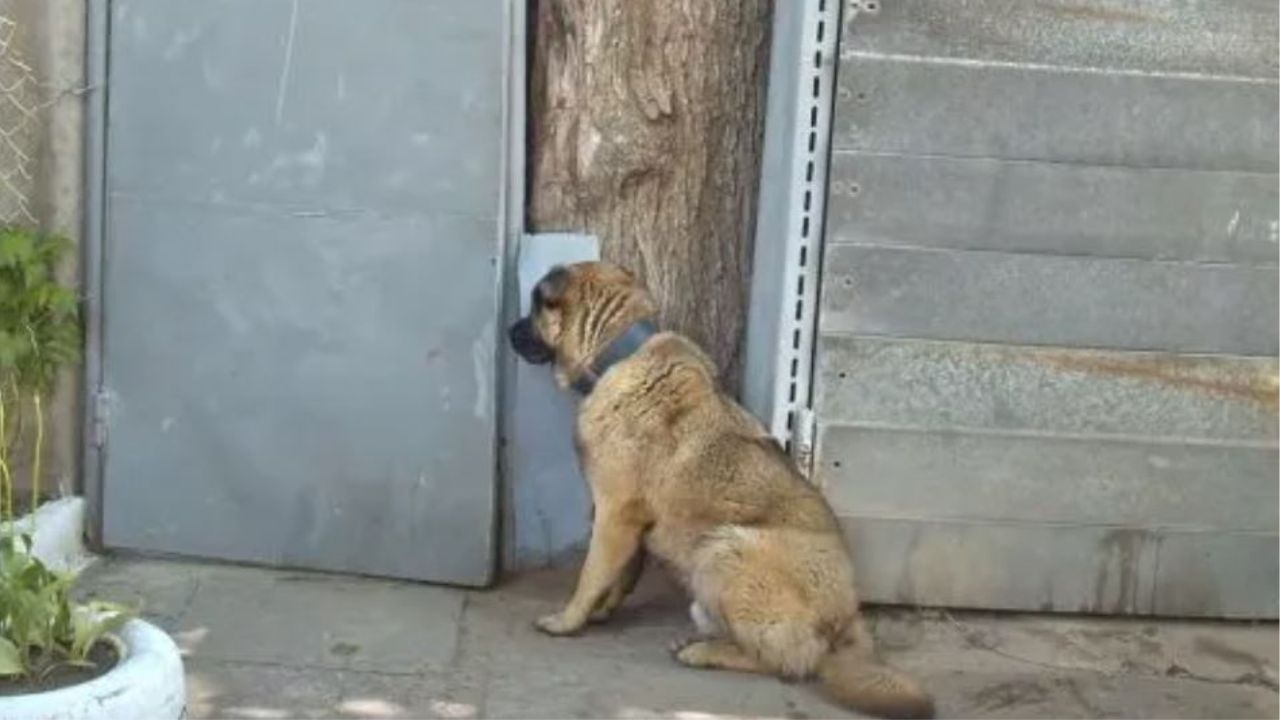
[814,0,1279,617]
[97,0,515,586]
[504,233,599,570]
[842,518,1277,618]
[832,57,1278,172]
[840,0,1277,78]
[107,0,503,218]
[818,425,1278,530]
[816,337,1278,442]
[826,152,1280,265]
[820,245,1278,356]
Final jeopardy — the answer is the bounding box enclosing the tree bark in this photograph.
[528,0,772,391]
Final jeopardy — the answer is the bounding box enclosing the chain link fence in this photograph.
[0,12,45,228]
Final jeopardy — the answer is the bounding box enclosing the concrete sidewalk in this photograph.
[77,556,1277,719]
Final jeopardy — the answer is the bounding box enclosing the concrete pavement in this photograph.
[76,556,1278,719]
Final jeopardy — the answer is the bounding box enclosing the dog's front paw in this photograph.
[534,612,582,636]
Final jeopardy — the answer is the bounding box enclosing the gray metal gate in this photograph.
[749,0,1278,617]
[85,0,519,586]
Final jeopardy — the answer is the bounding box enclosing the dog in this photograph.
[508,262,935,719]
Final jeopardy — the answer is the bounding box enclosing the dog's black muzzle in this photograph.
[508,317,555,365]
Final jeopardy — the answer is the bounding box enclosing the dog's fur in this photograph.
[508,262,935,719]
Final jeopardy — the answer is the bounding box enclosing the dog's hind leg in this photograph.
[730,615,829,681]
[671,637,768,674]
[705,545,834,680]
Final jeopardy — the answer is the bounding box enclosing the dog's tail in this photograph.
[815,623,935,719]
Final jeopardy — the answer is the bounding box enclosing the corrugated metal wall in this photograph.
[815,0,1278,617]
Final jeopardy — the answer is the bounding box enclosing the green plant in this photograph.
[0,228,80,517]
[0,226,131,681]
[0,534,130,678]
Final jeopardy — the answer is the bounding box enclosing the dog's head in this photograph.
[508,262,656,386]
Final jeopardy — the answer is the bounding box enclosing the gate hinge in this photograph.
[91,389,110,448]
[791,407,817,479]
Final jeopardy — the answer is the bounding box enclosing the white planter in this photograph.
[0,619,185,720]
[20,497,94,574]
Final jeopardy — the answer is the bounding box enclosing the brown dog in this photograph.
[508,262,934,719]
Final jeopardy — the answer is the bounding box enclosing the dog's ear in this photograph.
[534,265,571,310]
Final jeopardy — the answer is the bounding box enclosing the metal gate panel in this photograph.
[808,0,1279,617]
[92,0,514,586]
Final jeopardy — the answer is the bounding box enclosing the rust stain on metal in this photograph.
[1037,352,1280,410]
[1034,2,1155,24]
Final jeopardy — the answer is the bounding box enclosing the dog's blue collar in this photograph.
[571,320,658,395]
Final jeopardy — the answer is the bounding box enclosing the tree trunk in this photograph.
[528,0,772,391]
